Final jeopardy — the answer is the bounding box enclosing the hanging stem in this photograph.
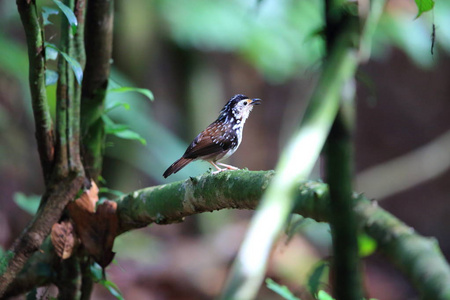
[54,8,70,178]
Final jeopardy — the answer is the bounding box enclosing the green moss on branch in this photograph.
[17,0,54,183]
[116,170,450,299]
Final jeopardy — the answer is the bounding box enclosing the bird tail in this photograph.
[163,158,192,178]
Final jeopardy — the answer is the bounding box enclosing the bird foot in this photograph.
[209,161,240,175]
[217,162,239,170]
[211,168,227,175]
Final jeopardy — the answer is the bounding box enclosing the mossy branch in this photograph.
[17,0,55,184]
[54,0,84,178]
[116,171,450,299]
[68,0,85,173]
[54,3,71,178]
[4,171,450,299]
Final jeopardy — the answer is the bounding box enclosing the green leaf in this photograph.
[105,123,129,134]
[99,187,125,198]
[106,124,130,134]
[42,6,59,26]
[103,115,147,145]
[105,101,131,113]
[414,0,435,18]
[358,233,377,257]
[265,278,301,300]
[108,87,154,101]
[103,114,129,133]
[90,262,123,300]
[45,43,83,84]
[52,0,78,35]
[13,192,41,215]
[59,51,83,84]
[307,261,329,296]
[45,70,59,86]
[113,129,147,145]
[97,175,107,185]
[99,279,125,300]
[317,290,335,300]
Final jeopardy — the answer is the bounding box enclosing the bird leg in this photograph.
[209,161,238,174]
[217,162,239,170]
[208,161,224,174]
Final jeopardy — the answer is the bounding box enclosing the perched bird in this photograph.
[163,94,261,178]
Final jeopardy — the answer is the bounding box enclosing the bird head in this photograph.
[220,94,261,122]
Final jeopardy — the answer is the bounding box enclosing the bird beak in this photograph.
[250,98,261,105]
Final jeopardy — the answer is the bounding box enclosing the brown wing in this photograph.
[183,122,237,160]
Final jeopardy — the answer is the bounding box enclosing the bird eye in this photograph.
[243,101,248,106]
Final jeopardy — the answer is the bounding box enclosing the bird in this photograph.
[163,94,261,178]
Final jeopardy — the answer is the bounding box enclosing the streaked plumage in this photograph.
[163,94,261,178]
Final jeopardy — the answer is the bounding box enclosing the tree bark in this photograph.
[80,0,114,181]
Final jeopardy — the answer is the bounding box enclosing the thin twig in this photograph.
[67,0,85,173]
[16,0,55,184]
[55,16,70,178]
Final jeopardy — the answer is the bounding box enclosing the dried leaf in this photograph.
[68,181,118,268]
[51,220,77,259]
[69,180,98,213]
[93,200,119,268]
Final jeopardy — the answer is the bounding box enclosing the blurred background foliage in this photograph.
[1,0,450,299]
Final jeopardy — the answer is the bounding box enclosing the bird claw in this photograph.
[211,168,226,175]
[211,165,240,175]
[217,162,239,170]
